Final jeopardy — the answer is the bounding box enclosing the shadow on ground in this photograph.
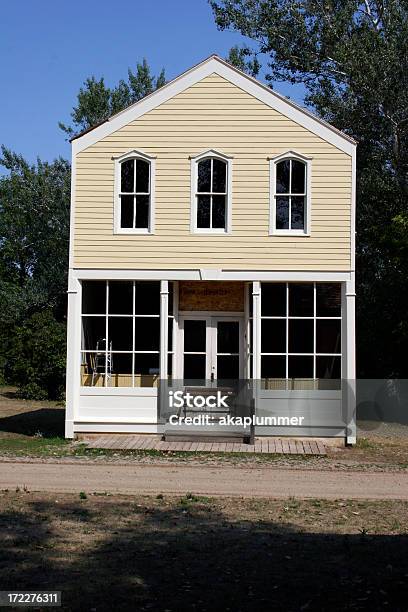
[0,497,407,611]
[0,409,65,437]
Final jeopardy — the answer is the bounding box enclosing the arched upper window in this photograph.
[270,152,311,235]
[191,150,232,233]
[114,150,155,234]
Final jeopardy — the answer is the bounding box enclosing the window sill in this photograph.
[191,229,230,235]
[114,229,154,235]
[269,230,310,237]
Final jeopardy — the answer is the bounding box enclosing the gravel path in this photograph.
[2,460,408,500]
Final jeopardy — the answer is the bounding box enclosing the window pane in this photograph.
[81,352,106,387]
[289,284,314,316]
[212,159,226,192]
[316,356,341,379]
[184,320,206,352]
[212,195,226,229]
[197,158,211,192]
[291,160,305,193]
[120,195,134,228]
[168,282,174,316]
[276,160,290,193]
[108,281,133,315]
[289,319,314,353]
[121,159,134,193]
[168,318,173,352]
[217,356,239,380]
[135,195,149,229]
[261,283,286,316]
[136,159,149,193]
[82,281,106,314]
[261,355,286,378]
[134,354,159,387]
[134,317,160,351]
[291,196,305,230]
[135,281,160,315]
[197,195,210,228]
[217,321,239,353]
[82,316,106,350]
[184,354,206,380]
[276,196,289,229]
[316,319,341,354]
[288,356,313,378]
[109,353,132,387]
[108,317,132,351]
[316,284,341,317]
[261,319,286,353]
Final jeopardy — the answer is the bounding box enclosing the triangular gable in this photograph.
[72,55,356,156]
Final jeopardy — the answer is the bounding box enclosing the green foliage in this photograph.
[0,148,70,398]
[226,45,261,77]
[212,0,408,376]
[59,58,166,137]
[7,310,66,400]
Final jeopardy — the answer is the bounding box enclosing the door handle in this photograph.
[210,372,214,382]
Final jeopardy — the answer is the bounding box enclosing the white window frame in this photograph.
[269,151,312,236]
[259,282,342,387]
[113,149,156,235]
[190,149,233,234]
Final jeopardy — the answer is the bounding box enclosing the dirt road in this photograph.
[1,460,408,499]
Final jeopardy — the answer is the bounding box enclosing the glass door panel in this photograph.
[215,320,241,381]
[183,319,207,382]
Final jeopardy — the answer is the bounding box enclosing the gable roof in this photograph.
[71,55,356,155]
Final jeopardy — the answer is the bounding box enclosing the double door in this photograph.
[180,315,244,382]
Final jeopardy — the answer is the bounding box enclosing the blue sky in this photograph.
[0,0,305,169]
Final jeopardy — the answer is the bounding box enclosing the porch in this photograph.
[83,434,327,454]
[66,274,356,442]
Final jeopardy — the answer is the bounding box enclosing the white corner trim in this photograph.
[113,149,156,235]
[269,151,312,236]
[71,56,356,156]
[190,150,232,235]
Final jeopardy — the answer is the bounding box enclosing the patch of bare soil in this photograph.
[0,493,407,611]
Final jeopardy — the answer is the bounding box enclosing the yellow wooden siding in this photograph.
[74,74,352,271]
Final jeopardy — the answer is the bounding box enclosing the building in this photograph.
[65,55,356,444]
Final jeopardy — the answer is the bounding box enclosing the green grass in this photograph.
[0,436,70,457]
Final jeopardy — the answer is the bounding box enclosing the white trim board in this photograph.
[71,269,352,282]
[72,55,356,156]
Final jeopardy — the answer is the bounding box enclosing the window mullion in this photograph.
[132,281,135,388]
[313,283,317,382]
[288,160,292,230]
[105,281,109,388]
[286,284,289,389]
[210,158,213,229]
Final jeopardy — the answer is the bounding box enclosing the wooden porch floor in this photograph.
[84,435,327,455]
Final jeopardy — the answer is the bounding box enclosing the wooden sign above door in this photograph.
[179,281,245,312]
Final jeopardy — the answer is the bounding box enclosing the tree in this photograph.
[0,148,71,395]
[211,0,408,377]
[60,58,166,137]
[226,45,261,77]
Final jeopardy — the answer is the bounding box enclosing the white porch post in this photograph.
[252,282,261,380]
[160,280,169,380]
[65,274,81,438]
[342,277,356,445]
